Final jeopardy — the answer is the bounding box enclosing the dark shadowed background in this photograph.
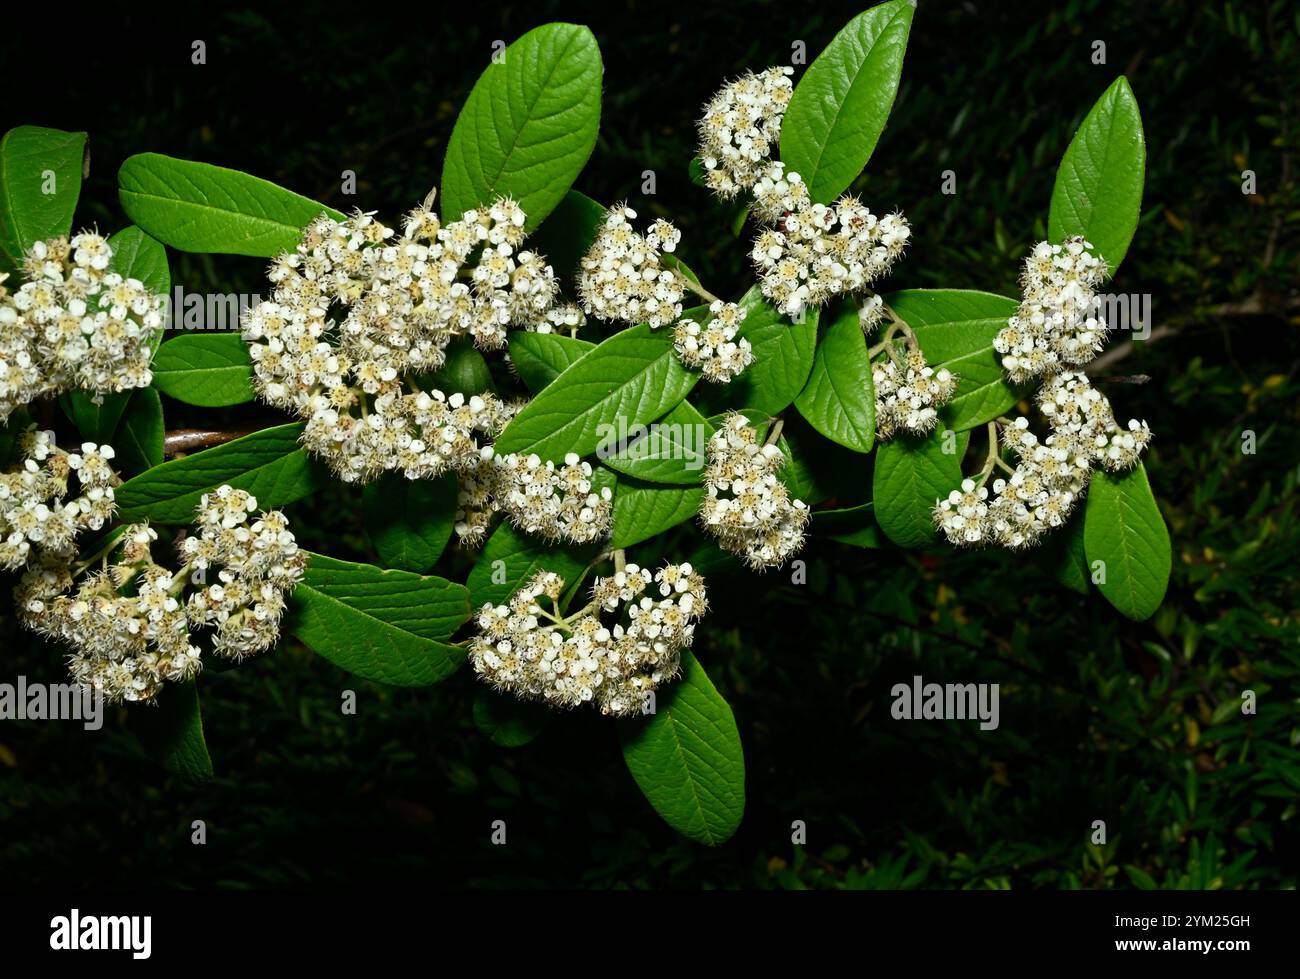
[1,0,1297,888]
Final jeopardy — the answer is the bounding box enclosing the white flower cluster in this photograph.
[242,194,566,483]
[20,542,202,705]
[182,486,307,659]
[699,414,809,569]
[453,455,498,549]
[751,200,911,317]
[17,486,305,703]
[1038,371,1153,472]
[994,237,1109,383]
[937,233,1152,550]
[672,300,754,383]
[697,66,795,198]
[873,349,958,440]
[470,562,707,716]
[934,372,1152,548]
[485,450,613,544]
[934,418,1089,549]
[0,233,165,422]
[696,67,912,318]
[0,428,119,570]
[576,205,686,328]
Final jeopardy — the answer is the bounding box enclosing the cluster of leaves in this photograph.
[0,0,1265,858]
[0,0,1295,888]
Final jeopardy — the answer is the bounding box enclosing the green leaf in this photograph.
[151,333,255,406]
[604,400,712,485]
[1045,509,1089,595]
[779,1,914,203]
[441,24,603,231]
[132,679,213,781]
[107,225,171,297]
[815,502,883,548]
[114,388,165,473]
[886,289,1024,432]
[721,287,819,416]
[527,189,606,280]
[619,650,745,845]
[288,553,471,685]
[874,428,969,547]
[426,337,494,395]
[115,423,327,523]
[118,153,343,257]
[59,390,131,444]
[473,689,550,747]
[795,303,875,452]
[508,330,595,394]
[1123,865,1159,890]
[466,521,593,609]
[1083,462,1170,620]
[495,323,698,462]
[661,252,701,286]
[609,474,704,549]
[0,126,86,265]
[362,472,457,573]
[775,412,869,506]
[1048,77,1146,272]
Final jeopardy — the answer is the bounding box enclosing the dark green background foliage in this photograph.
[2,0,1298,888]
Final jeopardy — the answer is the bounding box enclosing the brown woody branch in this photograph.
[163,428,259,457]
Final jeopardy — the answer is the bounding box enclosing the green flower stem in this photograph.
[765,417,785,447]
[680,277,723,305]
[975,421,1002,487]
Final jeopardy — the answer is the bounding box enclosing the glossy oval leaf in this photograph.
[1044,509,1089,595]
[108,225,171,297]
[508,330,595,394]
[114,388,165,474]
[289,553,471,685]
[466,521,594,610]
[609,475,704,550]
[119,153,343,257]
[495,323,698,462]
[362,472,458,573]
[779,1,914,203]
[886,289,1023,432]
[795,303,875,452]
[441,24,602,231]
[604,400,712,485]
[723,286,818,416]
[59,390,130,445]
[115,423,327,523]
[131,679,213,781]
[1048,77,1146,273]
[151,333,255,406]
[874,427,969,547]
[0,126,86,265]
[527,189,606,280]
[427,338,494,396]
[619,650,745,846]
[815,502,883,548]
[1083,462,1170,620]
